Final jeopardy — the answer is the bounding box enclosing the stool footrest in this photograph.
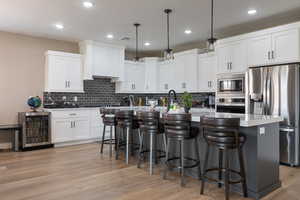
[166,156,200,169]
[203,167,244,185]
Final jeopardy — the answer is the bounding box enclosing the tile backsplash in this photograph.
[43,78,214,107]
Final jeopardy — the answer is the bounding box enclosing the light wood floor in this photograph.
[0,143,300,200]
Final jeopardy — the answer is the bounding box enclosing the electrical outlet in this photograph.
[259,127,265,135]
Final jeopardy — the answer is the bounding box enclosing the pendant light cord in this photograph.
[211,0,214,39]
[134,23,140,60]
[167,11,170,50]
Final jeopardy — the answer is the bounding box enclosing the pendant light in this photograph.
[163,9,174,60]
[207,0,217,51]
[134,23,140,61]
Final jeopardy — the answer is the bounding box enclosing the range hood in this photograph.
[79,40,125,81]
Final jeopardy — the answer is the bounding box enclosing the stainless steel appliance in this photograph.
[216,74,246,113]
[18,112,52,150]
[247,64,300,166]
[217,74,245,98]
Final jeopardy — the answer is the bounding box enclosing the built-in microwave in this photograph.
[217,74,245,97]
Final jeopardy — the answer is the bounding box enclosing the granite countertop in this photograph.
[44,106,283,127]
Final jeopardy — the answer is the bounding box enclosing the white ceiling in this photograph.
[1,0,300,52]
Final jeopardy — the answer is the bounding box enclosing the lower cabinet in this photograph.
[49,109,104,145]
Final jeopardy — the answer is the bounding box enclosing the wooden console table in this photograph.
[0,124,21,151]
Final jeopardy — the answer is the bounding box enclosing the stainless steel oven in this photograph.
[217,74,245,97]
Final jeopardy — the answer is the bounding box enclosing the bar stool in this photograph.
[100,108,119,157]
[115,110,139,164]
[137,111,166,175]
[163,113,201,187]
[200,117,248,200]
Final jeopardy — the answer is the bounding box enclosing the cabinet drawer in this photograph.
[51,110,90,119]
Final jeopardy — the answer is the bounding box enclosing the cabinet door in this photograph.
[48,56,68,91]
[158,62,173,93]
[173,56,185,92]
[73,117,90,141]
[272,29,300,64]
[198,54,217,92]
[144,60,158,92]
[52,119,72,143]
[133,64,145,92]
[231,41,248,73]
[184,53,198,92]
[247,35,272,67]
[217,45,231,74]
[66,57,83,92]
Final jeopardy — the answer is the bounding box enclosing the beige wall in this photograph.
[0,31,79,124]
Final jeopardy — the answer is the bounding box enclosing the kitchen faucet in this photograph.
[167,89,177,111]
[129,95,135,107]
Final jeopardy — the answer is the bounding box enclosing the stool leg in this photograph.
[163,137,170,180]
[126,127,130,165]
[100,125,106,154]
[194,137,202,180]
[137,130,144,168]
[201,143,210,195]
[218,149,223,188]
[109,126,113,158]
[180,139,185,187]
[115,127,122,160]
[131,129,134,156]
[163,134,167,158]
[114,126,117,151]
[238,147,248,197]
[224,149,230,200]
[149,132,154,175]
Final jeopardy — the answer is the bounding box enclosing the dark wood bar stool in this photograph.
[200,116,248,200]
[115,110,139,164]
[136,111,166,175]
[163,113,201,187]
[100,108,119,157]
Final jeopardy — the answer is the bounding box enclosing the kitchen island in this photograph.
[45,106,283,199]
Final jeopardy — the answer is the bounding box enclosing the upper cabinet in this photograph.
[158,60,175,92]
[173,49,199,92]
[216,40,248,74]
[248,29,300,67]
[45,51,84,93]
[79,40,125,80]
[144,57,159,92]
[198,53,217,92]
[115,61,145,93]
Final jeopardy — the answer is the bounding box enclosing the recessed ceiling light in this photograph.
[184,29,192,34]
[248,9,257,15]
[55,24,64,30]
[144,42,151,46]
[106,34,114,39]
[83,1,94,8]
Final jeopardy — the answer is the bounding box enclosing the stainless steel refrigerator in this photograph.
[247,64,300,166]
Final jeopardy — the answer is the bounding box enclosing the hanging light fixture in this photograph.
[163,9,174,60]
[207,0,217,51]
[134,23,140,61]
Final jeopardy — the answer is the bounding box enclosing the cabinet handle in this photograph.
[65,81,67,88]
[272,51,275,59]
[74,121,76,128]
[230,62,232,70]
[268,51,271,60]
[182,82,186,89]
[227,63,229,70]
[68,81,71,88]
[71,121,73,128]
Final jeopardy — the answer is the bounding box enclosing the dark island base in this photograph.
[133,122,281,200]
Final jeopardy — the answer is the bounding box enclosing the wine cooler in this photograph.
[18,112,52,150]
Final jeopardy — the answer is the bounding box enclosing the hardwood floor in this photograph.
[0,143,299,200]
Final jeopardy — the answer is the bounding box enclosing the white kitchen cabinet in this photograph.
[247,35,272,67]
[79,40,125,80]
[52,118,72,143]
[50,110,91,144]
[116,61,145,93]
[45,51,84,93]
[173,50,199,92]
[216,40,248,74]
[158,60,175,92]
[247,29,300,67]
[272,29,300,64]
[144,58,159,92]
[198,53,217,92]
